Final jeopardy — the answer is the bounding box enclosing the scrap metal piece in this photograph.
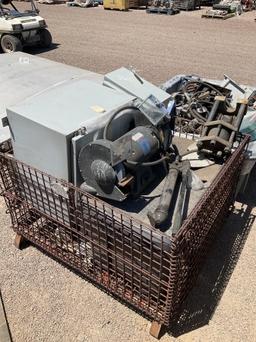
[197,96,248,157]
[164,77,231,129]
[172,160,190,234]
[66,0,99,7]
[147,160,191,232]
[223,74,246,94]
[247,90,256,108]
[146,0,180,15]
[147,162,180,228]
[103,67,171,106]
[181,151,215,168]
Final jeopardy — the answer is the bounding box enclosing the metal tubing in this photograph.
[198,98,221,150]
[229,103,247,145]
[202,99,220,135]
[224,103,246,154]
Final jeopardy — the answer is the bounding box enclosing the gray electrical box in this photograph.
[7,78,134,181]
[0,52,103,142]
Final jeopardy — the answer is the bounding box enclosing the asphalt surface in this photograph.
[0,3,256,342]
[32,5,256,85]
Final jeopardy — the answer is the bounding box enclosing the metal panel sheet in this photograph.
[7,78,135,136]
[103,67,171,105]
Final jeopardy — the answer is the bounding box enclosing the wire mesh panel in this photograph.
[0,135,249,327]
[0,152,173,322]
[164,135,248,323]
[0,140,12,194]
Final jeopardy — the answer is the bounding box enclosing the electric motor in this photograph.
[78,126,162,201]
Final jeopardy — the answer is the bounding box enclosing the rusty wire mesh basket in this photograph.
[0,133,249,337]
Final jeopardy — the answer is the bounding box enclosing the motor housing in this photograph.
[78,126,161,201]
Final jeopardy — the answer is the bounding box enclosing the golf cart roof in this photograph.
[0,0,39,18]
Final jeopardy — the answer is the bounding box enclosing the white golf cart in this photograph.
[0,0,52,53]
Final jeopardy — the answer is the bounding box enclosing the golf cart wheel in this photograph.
[39,29,52,48]
[1,35,22,53]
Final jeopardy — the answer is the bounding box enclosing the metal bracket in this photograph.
[223,74,245,94]
[1,117,9,127]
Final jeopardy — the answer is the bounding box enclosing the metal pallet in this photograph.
[146,6,180,14]
[202,12,236,19]
[175,0,201,11]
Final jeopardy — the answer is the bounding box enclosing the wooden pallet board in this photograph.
[202,12,235,19]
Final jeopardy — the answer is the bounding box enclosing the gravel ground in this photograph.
[1,3,256,342]
[29,5,256,85]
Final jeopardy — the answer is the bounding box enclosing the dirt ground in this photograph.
[0,3,256,342]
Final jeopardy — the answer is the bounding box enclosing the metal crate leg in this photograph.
[14,233,27,250]
[150,321,162,339]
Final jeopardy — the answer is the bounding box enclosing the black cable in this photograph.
[183,80,224,96]
[187,100,209,124]
[126,156,168,167]
[183,80,227,123]
[103,106,139,140]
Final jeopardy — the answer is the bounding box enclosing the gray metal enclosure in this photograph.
[6,78,134,181]
[0,52,103,142]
